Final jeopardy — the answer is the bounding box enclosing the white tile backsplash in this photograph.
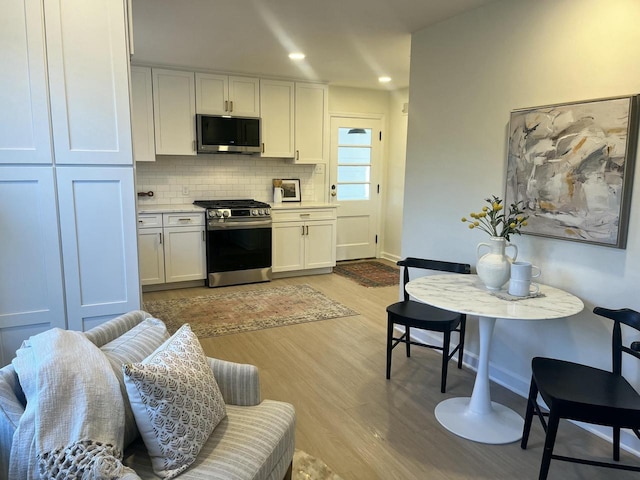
[136,155,316,205]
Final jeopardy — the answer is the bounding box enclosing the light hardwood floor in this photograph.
[144,266,638,480]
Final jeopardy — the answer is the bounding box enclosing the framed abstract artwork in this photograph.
[505,95,639,248]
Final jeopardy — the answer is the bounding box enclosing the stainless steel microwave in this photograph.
[196,114,261,154]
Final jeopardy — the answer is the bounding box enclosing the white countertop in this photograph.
[137,204,205,214]
[269,202,337,209]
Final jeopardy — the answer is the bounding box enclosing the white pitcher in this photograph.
[476,236,518,291]
[273,187,284,203]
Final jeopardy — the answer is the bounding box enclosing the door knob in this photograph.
[330,184,337,197]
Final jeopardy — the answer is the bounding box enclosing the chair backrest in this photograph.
[397,257,471,301]
[593,307,640,376]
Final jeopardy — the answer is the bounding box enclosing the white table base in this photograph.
[434,316,524,444]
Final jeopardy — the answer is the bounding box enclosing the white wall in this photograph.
[404,0,640,450]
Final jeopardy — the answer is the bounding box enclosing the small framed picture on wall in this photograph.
[281,179,301,202]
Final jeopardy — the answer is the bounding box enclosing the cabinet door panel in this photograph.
[131,66,156,162]
[0,167,65,366]
[153,69,196,155]
[260,79,294,158]
[305,221,336,269]
[56,166,140,331]
[44,0,132,165]
[228,76,260,117]
[138,227,165,285]
[295,83,328,164]
[0,0,52,164]
[272,222,305,272]
[163,226,206,282]
[195,73,228,115]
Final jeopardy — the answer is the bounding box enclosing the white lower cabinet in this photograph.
[272,208,336,274]
[138,212,206,286]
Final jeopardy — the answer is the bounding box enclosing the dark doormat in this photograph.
[333,260,400,288]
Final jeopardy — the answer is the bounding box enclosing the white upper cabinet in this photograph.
[153,68,196,156]
[294,82,328,164]
[0,0,51,164]
[131,66,156,162]
[44,0,133,165]
[196,73,260,117]
[260,79,295,158]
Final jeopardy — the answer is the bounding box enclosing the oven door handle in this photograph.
[208,220,273,230]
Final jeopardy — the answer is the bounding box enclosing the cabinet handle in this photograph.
[301,225,305,236]
[296,150,299,161]
[229,101,233,112]
[202,230,205,241]
[178,218,191,222]
[305,225,309,235]
[262,143,265,153]
[300,213,310,217]
[138,220,143,224]
[159,232,162,244]
[224,100,228,112]
[192,140,196,151]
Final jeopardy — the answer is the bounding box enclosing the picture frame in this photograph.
[281,178,301,202]
[505,95,639,249]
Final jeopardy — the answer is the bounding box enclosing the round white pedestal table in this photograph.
[405,274,583,444]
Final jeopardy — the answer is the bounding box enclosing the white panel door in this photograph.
[56,166,140,331]
[0,167,65,366]
[153,68,196,155]
[330,116,383,260]
[44,0,133,165]
[163,226,206,283]
[260,79,294,158]
[295,83,328,164]
[131,66,156,162]
[0,0,52,164]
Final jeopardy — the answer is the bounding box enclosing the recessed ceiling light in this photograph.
[289,53,305,61]
[378,76,392,83]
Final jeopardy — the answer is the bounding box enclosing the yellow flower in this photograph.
[468,224,475,229]
[522,220,528,226]
[482,206,488,212]
[461,195,528,241]
[509,222,516,228]
[474,221,480,226]
[461,217,467,222]
[493,203,503,211]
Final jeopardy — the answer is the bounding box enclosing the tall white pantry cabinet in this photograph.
[0,0,140,366]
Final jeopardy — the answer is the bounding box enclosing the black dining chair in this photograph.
[521,307,640,480]
[386,258,471,393]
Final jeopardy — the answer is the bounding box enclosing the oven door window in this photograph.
[207,226,272,272]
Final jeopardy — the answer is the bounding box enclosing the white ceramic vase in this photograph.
[476,236,518,291]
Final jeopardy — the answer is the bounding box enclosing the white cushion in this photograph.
[122,324,226,479]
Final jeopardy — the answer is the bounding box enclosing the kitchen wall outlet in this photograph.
[182,185,190,195]
[314,164,325,174]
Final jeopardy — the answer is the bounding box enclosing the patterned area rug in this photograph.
[294,450,343,480]
[143,284,357,337]
[333,260,400,287]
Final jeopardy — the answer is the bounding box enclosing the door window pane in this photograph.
[338,128,372,146]
[336,126,373,201]
[338,184,369,201]
[338,166,370,183]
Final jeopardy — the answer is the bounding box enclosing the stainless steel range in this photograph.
[193,199,272,287]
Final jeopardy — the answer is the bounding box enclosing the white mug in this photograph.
[510,261,541,282]
[509,278,540,297]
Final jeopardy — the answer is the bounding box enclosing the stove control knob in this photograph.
[222,210,230,218]
[251,209,258,216]
[208,211,215,218]
[258,209,264,215]
[216,210,223,218]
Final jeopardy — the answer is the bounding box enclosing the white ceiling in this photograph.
[131,0,494,90]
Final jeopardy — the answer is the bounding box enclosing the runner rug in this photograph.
[143,284,357,337]
[333,260,400,287]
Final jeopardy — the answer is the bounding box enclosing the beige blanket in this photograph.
[9,328,140,479]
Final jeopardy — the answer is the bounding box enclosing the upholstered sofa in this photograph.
[0,310,295,480]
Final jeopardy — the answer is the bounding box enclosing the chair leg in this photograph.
[386,318,394,379]
[441,330,451,393]
[539,409,560,480]
[457,317,466,369]
[405,326,411,357]
[521,376,538,449]
[614,426,620,461]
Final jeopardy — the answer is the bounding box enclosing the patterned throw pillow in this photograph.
[122,324,226,479]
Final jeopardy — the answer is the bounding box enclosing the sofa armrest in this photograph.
[207,358,261,406]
